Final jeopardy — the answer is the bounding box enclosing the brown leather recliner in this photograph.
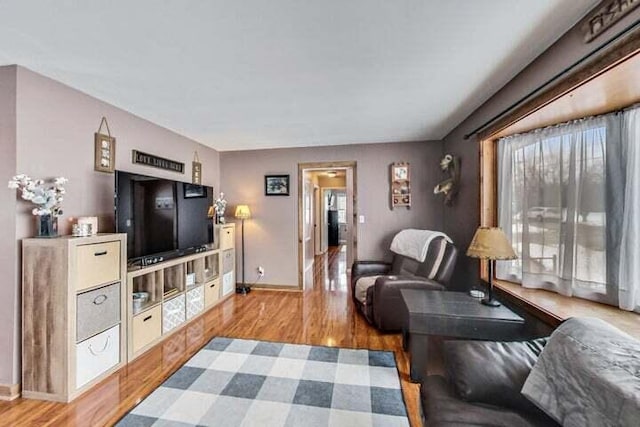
[350,236,457,331]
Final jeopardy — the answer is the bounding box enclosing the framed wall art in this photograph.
[184,183,207,198]
[265,174,290,196]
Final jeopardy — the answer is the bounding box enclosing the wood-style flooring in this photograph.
[0,245,422,426]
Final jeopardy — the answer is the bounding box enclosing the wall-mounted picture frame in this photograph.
[265,174,290,196]
[184,183,207,198]
[94,134,115,173]
[392,164,409,181]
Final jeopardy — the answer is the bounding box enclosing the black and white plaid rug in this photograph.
[117,337,409,426]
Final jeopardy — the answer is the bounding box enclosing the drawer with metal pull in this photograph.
[76,241,121,291]
[76,283,120,342]
[220,226,234,249]
[75,324,120,389]
[204,278,220,307]
[132,305,162,354]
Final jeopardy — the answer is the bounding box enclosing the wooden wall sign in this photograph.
[131,150,184,173]
[94,117,116,173]
[582,0,640,43]
[192,151,202,184]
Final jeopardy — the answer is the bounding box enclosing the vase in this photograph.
[37,214,58,238]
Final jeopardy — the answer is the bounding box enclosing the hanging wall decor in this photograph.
[94,116,116,173]
[192,151,202,184]
[434,154,460,205]
[131,150,185,173]
[390,162,411,209]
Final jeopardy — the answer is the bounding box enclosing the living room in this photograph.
[1,1,639,426]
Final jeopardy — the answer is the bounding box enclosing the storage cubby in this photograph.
[132,270,163,314]
[204,253,220,281]
[185,258,206,290]
[163,263,185,297]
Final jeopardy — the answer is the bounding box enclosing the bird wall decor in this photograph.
[434,154,460,205]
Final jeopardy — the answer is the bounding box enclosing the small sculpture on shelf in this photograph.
[214,192,227,224]
[8,174,68,237]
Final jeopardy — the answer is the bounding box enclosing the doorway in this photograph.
[298,162,357,290]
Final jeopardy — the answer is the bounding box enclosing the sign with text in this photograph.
[131,150,184,173]
[582,0,640,43]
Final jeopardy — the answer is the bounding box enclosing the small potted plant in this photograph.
[8,174,68,237]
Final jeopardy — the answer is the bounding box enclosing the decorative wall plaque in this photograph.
[132,150,184,173]
[192,151,202,184]
[582,0,640,43]
[94,117,116,173]
[390,162,411,209]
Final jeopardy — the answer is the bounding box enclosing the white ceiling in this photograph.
[0,1,598,151]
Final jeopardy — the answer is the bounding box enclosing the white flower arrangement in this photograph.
[214,192,227,216]
[8,174,68,216]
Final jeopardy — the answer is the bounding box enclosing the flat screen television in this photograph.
[115,170,214,264]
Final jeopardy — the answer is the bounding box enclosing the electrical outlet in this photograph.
[257,266,265,276]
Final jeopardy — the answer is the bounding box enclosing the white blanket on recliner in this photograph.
[390,229,452,263]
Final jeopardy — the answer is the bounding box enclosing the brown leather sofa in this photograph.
[422,338,559,427]
[350,236,457,330]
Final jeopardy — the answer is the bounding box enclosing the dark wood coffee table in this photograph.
[400,289,525,382]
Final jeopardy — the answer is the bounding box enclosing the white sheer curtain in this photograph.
[497,107,640,311]
[619,107,640,311]
[497,117,609,301]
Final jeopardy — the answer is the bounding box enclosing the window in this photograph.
[495,108,639,311]
[337,192,347,224]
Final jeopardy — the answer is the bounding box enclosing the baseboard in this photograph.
[0,383,21,401]
[252,283,302,292]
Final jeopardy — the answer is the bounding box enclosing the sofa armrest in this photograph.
[374,276,445,299]
[351,261,392,281]
[421,375,556,427]
[444,338,548,415]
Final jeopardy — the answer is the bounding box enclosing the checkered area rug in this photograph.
[117,337,409,427]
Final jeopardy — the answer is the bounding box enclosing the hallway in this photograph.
[313,245,348,292]
[0,247,421,427]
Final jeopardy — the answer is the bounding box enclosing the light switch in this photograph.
[359,215,365,224]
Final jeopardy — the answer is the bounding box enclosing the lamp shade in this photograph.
[207,206,215,218]
[235,204,251,219]
[466,227,517,260]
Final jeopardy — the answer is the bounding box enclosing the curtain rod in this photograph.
[463,19,640,140]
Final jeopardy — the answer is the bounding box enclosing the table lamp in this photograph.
[466,227,517,307]
[235,204,251,295]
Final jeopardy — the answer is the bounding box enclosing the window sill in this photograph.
[494,280,640,339]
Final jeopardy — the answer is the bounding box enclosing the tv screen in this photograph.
[115,171,214,263]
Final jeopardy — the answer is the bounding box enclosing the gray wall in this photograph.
[442,6,640,287]
[0,65,221,386]
[220,140,444,287]
[0,66,18,389]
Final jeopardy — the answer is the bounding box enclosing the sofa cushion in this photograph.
[421,375,558,427]
[522,317,640,427]
[444,338,547,415]
[354,275,380,304]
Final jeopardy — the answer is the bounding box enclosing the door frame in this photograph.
[297,161,358,290]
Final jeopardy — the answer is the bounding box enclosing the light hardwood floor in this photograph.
[0,246,422,426]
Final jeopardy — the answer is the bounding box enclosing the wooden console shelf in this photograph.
[22,234,127,402]
[127,223,235,361]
